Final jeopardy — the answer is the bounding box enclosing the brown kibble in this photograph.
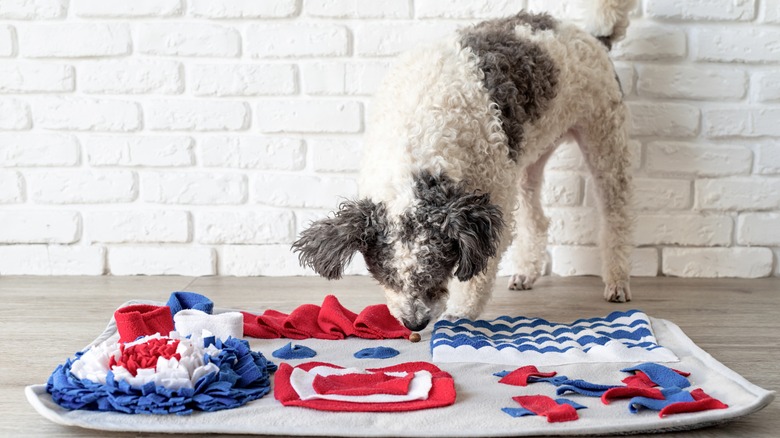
[409,332,421,343]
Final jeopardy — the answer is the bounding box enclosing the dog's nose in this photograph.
[402,317,430,332]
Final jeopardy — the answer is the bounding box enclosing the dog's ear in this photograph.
[444,193,504,281]
[292,199,380,280]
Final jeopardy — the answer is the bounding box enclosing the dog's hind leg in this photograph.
[507,148,555,291]
[572,107,634,302]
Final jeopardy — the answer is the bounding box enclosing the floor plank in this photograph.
[2,275,777,437]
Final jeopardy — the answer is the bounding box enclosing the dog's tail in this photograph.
[582,0,637,49]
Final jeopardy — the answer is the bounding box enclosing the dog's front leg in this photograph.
[441,257,501,321]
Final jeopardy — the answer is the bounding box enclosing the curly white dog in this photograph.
[294,0,637,331]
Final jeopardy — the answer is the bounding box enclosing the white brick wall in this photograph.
[0,0,777,279]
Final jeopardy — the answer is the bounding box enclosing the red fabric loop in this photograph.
[499,365,557,387]
[601,386,665,404]
[114,304,175,343]
[659,389,728,417]
[511,395,579,423]
[312,372,414,396]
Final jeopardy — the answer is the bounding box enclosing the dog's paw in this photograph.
[604,281,632,302]
[508,274,536,291]
[439,312,462,323]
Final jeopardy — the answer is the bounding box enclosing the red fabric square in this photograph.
[274,361,455,412]
[499,365,557,387]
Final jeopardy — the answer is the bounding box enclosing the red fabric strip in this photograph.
[499,365,557,387]
[659,389,728,417]
[601,386,665,404]
[512,395,579,423]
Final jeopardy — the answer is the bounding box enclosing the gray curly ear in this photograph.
[444,193,504,281]
[292,199,380,280]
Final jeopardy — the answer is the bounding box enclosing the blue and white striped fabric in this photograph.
[431,309,679,366]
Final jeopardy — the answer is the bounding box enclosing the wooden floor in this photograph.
[1,275,777,437]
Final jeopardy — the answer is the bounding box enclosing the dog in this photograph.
[293,0,637,332]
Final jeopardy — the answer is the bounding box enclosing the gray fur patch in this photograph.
[460,12,560,162]
[402,171,504,283]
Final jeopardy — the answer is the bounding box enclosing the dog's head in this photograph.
[292,171,503,331]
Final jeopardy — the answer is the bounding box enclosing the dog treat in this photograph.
[409,333,421,343]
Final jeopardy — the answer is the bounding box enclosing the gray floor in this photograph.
[2,275,777,437]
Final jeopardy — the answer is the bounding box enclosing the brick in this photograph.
[146,100,248,131]
[757,144,780,175]
[302,61,392,96]
[191,64,296,96]
[28,170,137,203]
[704,107,780,138]
[0,133,79,166]
[247,24,348,58]
[305,0,410,18]
[138,23,240,57]
[219,245,311,276]
[253,173,357,208]
[0,0,65,19]
[73,0,182,17]
[613,24,686,60]
[738,213,780,245]
[633,178,691,210]
[613,63,634,95]
[309,138,362,172]
[551,247,658,277]
[635,214,732,246]
[628,103,699,137]
[754,71,780,102]
[695,28,780,63]
[0,26,13,57]
[84,135,193,167]
[143,172,246,205]
[527,0,587,21]
[0,99,31,130]
[764,0,780,23]
[645,0,755,21]
[18,24,130,58]
[79,60,182,94]
[84,210,189,243]
[196,210,295,244]
[637,65,746,100]
[355,22,458,57]
[646,141,752,176]
[256,100,361,133]
[541,173,582,206]
[109,247,215,276]
[0,62,73,93]
[546,141,583,171]
[200,136,304,170]
[190,0,298,18]
[0,210,79,243]
[0,171,23,203]
[0,245,105,275]
[696,178,780,210]
[417,0,524,18]
[662,247,772,278]
[546,208,599,245]
[33,97,140,132]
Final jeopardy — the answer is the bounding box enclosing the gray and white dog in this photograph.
[293,0,637,331]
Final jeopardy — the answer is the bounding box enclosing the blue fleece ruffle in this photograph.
[272,342,317,360]
[167,291,214,316]
[354,346,400,359]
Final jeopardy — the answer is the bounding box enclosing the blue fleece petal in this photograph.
[501,407,537,417]
[272,342,317,360]
[354,346,400,359]
[167,291,214,316]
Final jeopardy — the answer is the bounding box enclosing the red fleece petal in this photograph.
[622,371,657,388]
[499,365,557,387]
